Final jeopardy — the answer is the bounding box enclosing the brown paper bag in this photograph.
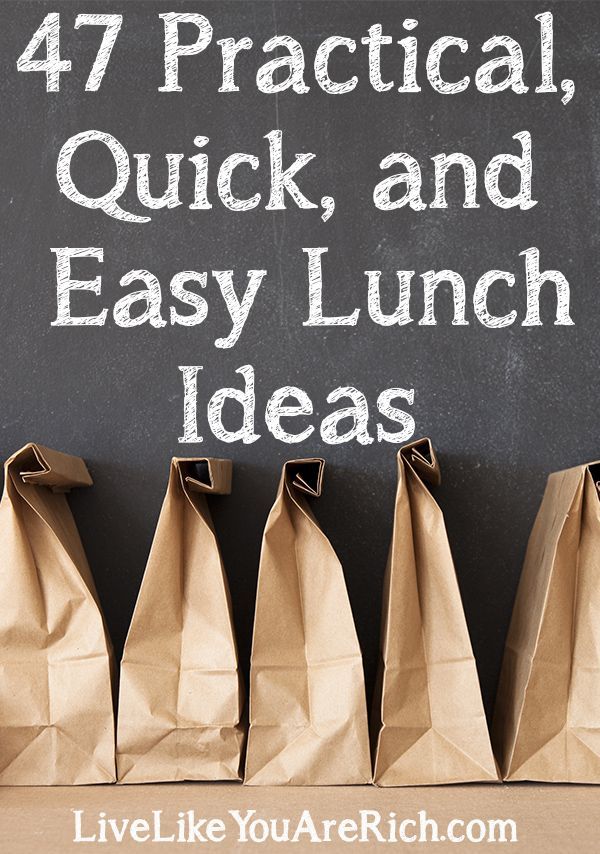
[0,443,115,785]
[373,439,498,785]
[493,460,600,782]
[245,458,371,786]
[116,457,244,783]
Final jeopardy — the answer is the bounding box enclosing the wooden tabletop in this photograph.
[1,783,598,852]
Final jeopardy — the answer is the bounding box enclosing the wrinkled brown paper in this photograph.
[245,459,371,785]
[493,460,600,782]
[373,439,498,785]
[0,443,115,785]
[116,457,244,783]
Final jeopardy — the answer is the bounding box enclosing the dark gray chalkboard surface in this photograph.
[1,1,598,716]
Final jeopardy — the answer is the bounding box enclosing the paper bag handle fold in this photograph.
[283,458,325,497]
[400,437,442,487]
[173,457,232,495]
[6,443,93,493]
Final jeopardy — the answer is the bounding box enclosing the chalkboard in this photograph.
[1,1,598,717]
